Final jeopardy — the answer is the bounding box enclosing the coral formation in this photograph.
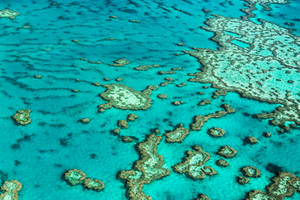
[165,124,190,143]
[242,0,288,19]
[207,127,225,137]
[0,9,19,19]
[99,84,151,111]
[121,136,135,143]
[64,169,105,191]
[79,118,90,124]
[118,120,128,129]
[190,105,235,131]
[127,114,138,121]
[217,145,238,158]
[33,74,43,79]
[134,64,160,71]
[64,169,86,186]
[173,146,216,180]
[198,99,211,106]
[245,172,300,200]
[186,15,300,127]
[237,176,250,185]
[246,136,258,144]
[110,58,130,67]
[11,109,32,125]
[201,166,217,176]
[0,180,22,200]
[83,178,105,191]
[241,166,261,178]
[172,101,184,106]
[157,94,168,99]
[118,134,170,200]
[195,193,210,200]
[216,159,229,167]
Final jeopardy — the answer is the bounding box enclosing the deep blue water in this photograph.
[0,0,299,200]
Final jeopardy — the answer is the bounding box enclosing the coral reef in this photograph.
[134,64,160,71]
[198,99,211,106]
[190,105,235,131]
[99,84,151,111]
[127,114,138,121]
[165,124,190,143]
[110,58,130,67]
[118,120,128,129]
[207,127,225,137]
[217,145,238,158]
[237,176,250,185]
[185,15,300,127]
[246,136,258,144]
[201,166,217,176]
[216,159,229,167]
[157,94,168,99]
[241,166,261,178]
[173,146,216,180]
[172,101,184,106]
[64,169,105,191]
[83,178,105,191]
[242,0,288,19]
[0,9,19,19]
[121,136,135,143]
[64,169,86,186]
[194,193,210,200]
[79,118,90,124]
[0,180,22,200]
[11,109,32,125]
[245,172,300,200]
[118,134,170,200]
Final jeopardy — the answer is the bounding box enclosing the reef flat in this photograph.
[186,15,300,129]
[99,84,151,111]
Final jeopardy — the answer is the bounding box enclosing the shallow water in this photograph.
[0,0,299,200]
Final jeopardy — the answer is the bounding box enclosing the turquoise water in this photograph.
[0,0,299,200]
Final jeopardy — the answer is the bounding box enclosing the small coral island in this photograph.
[0,180,22,200]
[217,145,238,158]
[173,146,217,180]
[0,9,19,19]
[11,109,32,125]
[110,58,130,67]
[98,84,152,111]
[165,124,190,143]
[207,127,225,137]
[64,169,105,191]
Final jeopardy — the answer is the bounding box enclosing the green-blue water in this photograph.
[0,0,299,200]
